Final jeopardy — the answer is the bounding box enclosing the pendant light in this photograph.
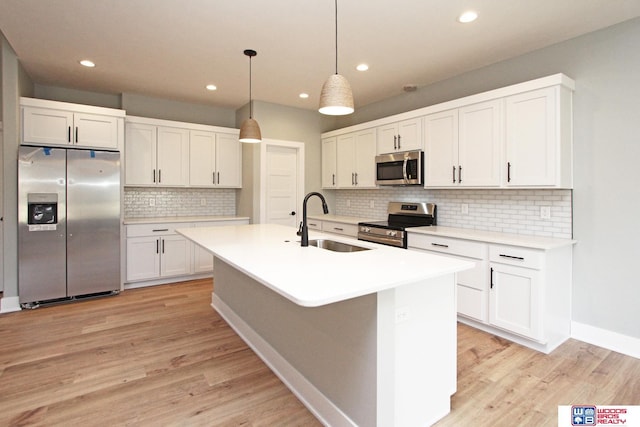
[239,49,262,143]
[319,0,354,115]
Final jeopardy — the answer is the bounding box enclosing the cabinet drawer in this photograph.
[322,221,358,237]
[409,234,486,259]
[490,245,543,269]
[306,220,322,230]
[126,222,191,237]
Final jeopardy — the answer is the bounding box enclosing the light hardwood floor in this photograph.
[0,279,638,426]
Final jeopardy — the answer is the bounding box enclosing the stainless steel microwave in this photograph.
[375,150,424,186]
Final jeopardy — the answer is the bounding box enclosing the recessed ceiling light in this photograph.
[299,93,309,99]
[356,64,369,71]
[205,84,217,91]
[458,11,478,23]
[79,59,95,68]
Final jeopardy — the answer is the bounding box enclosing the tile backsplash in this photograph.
[334,188,573,239]
[124,187,236,218]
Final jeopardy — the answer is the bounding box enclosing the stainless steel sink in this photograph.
[307,239,371,252]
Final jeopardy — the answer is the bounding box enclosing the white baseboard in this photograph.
[212,295,357,427]
[0,296,22,314]
[571,321,640,359]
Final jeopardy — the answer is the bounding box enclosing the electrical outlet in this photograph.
[370,200,375,209]
[540,206,551,220]
[149,197,155,207]
[200,198,207,206]
[461,203,469,214]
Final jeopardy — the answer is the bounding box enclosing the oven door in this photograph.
[357,226,406,248]
[375,150,423,186]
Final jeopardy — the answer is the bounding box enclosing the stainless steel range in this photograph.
[358,202,437,248]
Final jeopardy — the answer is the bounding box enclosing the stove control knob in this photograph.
[386,230,397,237]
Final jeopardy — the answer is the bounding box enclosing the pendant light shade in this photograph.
[319,0,354,116]
[239,49,262,143]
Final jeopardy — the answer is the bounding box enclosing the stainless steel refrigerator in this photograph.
[18,146,121,307]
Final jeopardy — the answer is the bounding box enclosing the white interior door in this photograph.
[261,140,304,227]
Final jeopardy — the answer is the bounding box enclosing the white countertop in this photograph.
[124,216,250,225]
[409,226,576,250]
[177,223,473,307]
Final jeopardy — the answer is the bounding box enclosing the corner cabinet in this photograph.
[125,219,249,288]
[189,130,242,187]
[21,97,124,150]
[321,137,337,188]
[504,85,573,188]
[408,230,573,353]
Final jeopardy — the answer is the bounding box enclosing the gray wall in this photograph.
[236,100,332,221]
[327,18,640,339]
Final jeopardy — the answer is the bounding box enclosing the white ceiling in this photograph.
[1,0,639,112]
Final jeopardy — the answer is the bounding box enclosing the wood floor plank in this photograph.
[1,279,638,426]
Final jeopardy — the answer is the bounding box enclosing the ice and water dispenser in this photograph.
[26,193,58,231]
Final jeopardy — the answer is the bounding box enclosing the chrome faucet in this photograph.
[300,192,329,246]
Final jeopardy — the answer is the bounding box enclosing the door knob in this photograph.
[290,211,296,216]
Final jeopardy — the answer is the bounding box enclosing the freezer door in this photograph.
[18,146,67,303]
[67,149,121,296]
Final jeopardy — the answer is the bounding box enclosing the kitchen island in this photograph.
[177,223,473,427]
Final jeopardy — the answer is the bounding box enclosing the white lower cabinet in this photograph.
[125,219,249,287]
[408,231,572,353]
[307,219,358,238]
[126,223,192,282]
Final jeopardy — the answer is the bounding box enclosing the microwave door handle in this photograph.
[403,157,409,183]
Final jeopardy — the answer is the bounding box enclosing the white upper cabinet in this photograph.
[504,86,573,188]
[125,120,189,186]
[21,97,123,150]
[321,136,337,189]
[322,74,574,189]
[426,100,501,187]
[377,117,422,154]
[336,128,377,188]
[125,116,240,188]
[189,130,241,188]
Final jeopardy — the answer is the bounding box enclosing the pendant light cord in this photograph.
[334,0,338,75]
[249,55,253,118]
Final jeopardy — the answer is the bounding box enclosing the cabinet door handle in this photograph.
[452,166,456,183]
[499,254,525,261]
[354,172,358,185]
[351,172,355,185]
[397,134,401,149]
[75,126,79,143]
[490,267,494,289]
[332,174,335,186]
[507,162,512,182]
[217,172,220,184]
[162,239,165,254]
[158,169,162,183]
[68,126,72,143]
[458,165,462,183]
[431,243,449,248]
[153,169,156,183]
[212,172,215,184]
[333,227,344,231]
[152,228,169,232]
[156,239,159,254]
[393,135,397,150]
